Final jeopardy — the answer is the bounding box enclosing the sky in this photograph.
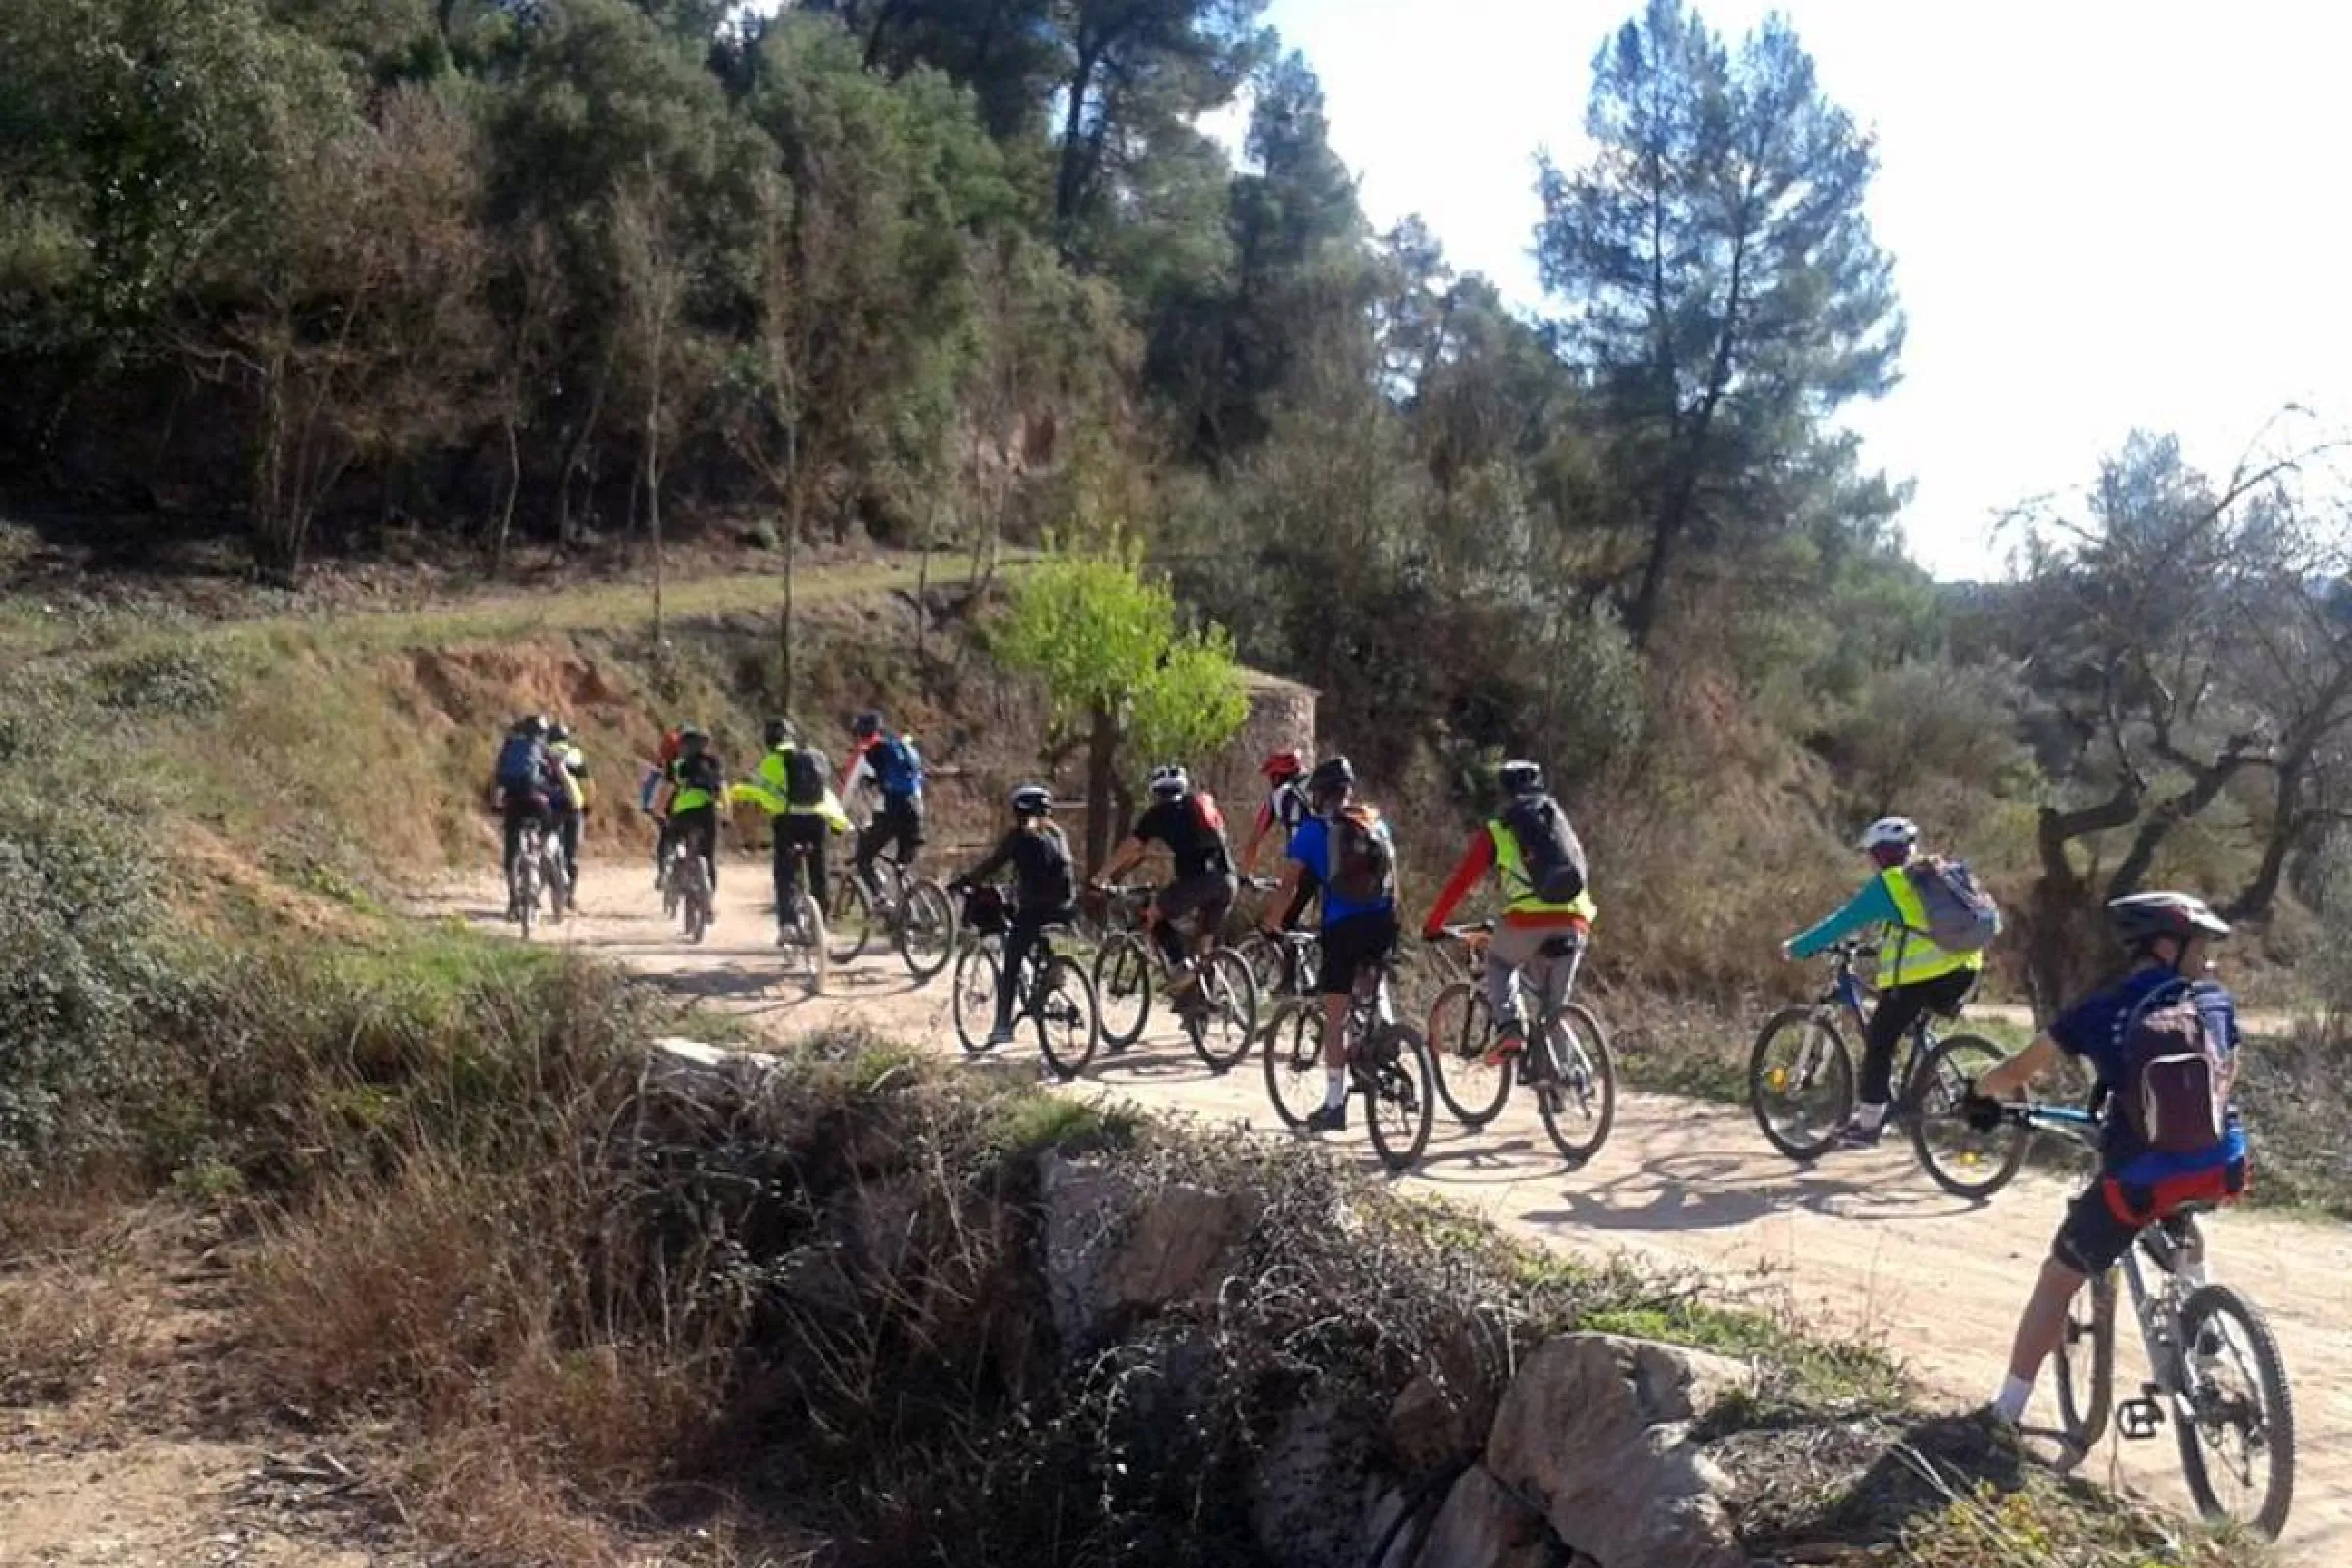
[1250,0,2352,580]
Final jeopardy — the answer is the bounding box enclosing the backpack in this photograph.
[871,734,923,799]
[1190,790,1227,838]
[675,751,723,799]
[2113,980,2235,1155]
[1326,805,1396,904]
[1901,856,2003,953]
[1030,824,1075,909]
[1500,793,1590,906]
[495,733,546,793]
[784,745,830,808]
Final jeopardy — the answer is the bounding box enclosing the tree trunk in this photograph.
[1085,702,1118,876]
[646,396,664,645]
[491,414,521,578]
[779,503,797,714]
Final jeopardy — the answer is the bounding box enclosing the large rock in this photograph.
[1038,1151,1257,1353]
[1388,1372,1485,1475]
[1250,1399,1376,1568]
[1483,1334,1751,1568]
[1414,1464,1556,1568]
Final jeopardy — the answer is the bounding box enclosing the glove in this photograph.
[1960,1089,2005,1134]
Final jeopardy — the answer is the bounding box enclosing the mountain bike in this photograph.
[1233,876,1320,1006]
[774,838,828,997]
[511,814,569,940]
[2004,1100,2294,1539]
[658,825,717,944]
[1087,882,1259,1071]
[949,885,1099,1080]
[830,851,957,983]
[1748,938,2027,1197]
[1426,924,1617,1165]
[1260,945,1434,1172]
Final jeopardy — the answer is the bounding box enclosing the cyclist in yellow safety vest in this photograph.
[727,717,852,946]
[1782,815,1984,1149]
[1420,760,1596,1083]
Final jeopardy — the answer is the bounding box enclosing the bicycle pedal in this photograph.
[2116,1396,2165,1441]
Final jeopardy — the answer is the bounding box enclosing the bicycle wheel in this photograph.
[1906,1034,2029,1199]
[793,891,829,997]
[1033,956,1100,1082]
[1261,1001,1326,1130]
[1748,1006,1853,1160]
[2175,1282,2296,1539]
[952,939,1003,1054]
[1427,981,1511,1127]
[681,858,712,944]
[660,844,682,919]
[1092,932,1152,1049]
[2051,1269,2116,1464]
[1361,1022,1434,1172]
[828,870,876,964]
[542,844,570,924]
[1185,949,1260,1072]
[516,853,539,941]
[1534,1002,1617,1166]
[896,877,958,984]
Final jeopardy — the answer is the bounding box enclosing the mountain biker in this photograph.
[662,725,726,900]
[1092,764,1237,1014]
[847,710,925,890]
[950,785,1078,1047]
[1782,816,1985,1148]
[1965,892,2248,1429]
[547,721,590,896]
[729,717,851,945]
[1260,755,1399,1132]
[1420,760,1597,1082]
[1241,748,1313,880]
[490,714,565,920]
[643,724,687,886]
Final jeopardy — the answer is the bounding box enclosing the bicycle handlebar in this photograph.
[1430,922,1495,943]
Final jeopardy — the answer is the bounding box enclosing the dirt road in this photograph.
[425,860,2351,1560]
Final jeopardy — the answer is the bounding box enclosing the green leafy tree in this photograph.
[996,546,1249,870]
[1535,0,1902,648]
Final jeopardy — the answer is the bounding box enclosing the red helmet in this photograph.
[1261,748,1307,782]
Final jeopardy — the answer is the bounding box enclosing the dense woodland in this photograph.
[3,0,2351,1003]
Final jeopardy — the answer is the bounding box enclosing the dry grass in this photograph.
[0,1195,147,1407]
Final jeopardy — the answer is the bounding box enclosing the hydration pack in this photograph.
[2114,980,2235,1156]
[1902,856,2003,953]
[495,733,546,794]
[1327,805,1396,904]
[1500,793,1590,906]
[784,745,831,808]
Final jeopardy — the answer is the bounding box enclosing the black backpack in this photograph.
[1327,805,1396,903]
[785,745,831,807]
[1500,793,1589,905]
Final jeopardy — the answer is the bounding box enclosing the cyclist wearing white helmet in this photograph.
[1968,891,2248,1429]
[1093,764,1237,1011]
[951,785,1077,1046]
[1782,815,1985,1148]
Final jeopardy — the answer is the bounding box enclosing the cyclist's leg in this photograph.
[680,807,718,891]
[801,815,832,917]
[1855,982,1933,1128]
[998,914,1043,1035]
[1483,923,1544,1046]
[771,816,797,921]
[852,812,888,887]
[501,801,525,884]
[557,808,581,886]
[1313,915,1376,1118]
[890,796,926,875]
[1994,1181,2125,1421]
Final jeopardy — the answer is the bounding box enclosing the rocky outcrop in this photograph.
[1038,1149,1258,1353]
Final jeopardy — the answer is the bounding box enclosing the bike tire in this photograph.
[542,845,569,924]
[1034,956,1100,1081]
[896,877,958,984]
[2051,1268,2116,1465]
[1092,932,1152,1050]
[1362,1021,1434,1172]
[828,871,875,965]
[681,858,711,945]
[794,892,828,997]
[2175,1282,2297,1539]
[1185,948,1260,1073]
[1534,1001,1617,1166]
[1261,1001,1325,1130]
[952,938,1003,1054]
[516,856,538,941]
[1427,980,1512,1127]
[1906,1034,2029,1199]
[1748,1005,1853,1160]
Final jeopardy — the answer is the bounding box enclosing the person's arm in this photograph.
[1976,1033,2063,1101]
[1095,835,1150,886]
[1421,831,1496,938]
[1260,860,1304,935]
[1241,796,1280,876]
[1784,876,1902,959]
[957,831,1016,888]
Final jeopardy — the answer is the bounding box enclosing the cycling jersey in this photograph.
[1130,797,1232,880]
[1788,868,1984,987]
[1286,815,1394,926]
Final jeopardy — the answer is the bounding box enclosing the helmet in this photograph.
[852,711,883,740]
[548,721,571,745]
[679,725,709,753]
[762,716,796,750]
[1498,759,1544,796]
[2107,891,2231,951]
[1858,817,1920,853]
[1261,748,1307,782]
[1148,764,1190,802]
[1009,784,1054,818]
[1307,756,1355,798]
[514,713,548,739]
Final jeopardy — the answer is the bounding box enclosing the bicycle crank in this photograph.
[2116,1393,2168,1441]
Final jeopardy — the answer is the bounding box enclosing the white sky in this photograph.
[1258,0,2352,580]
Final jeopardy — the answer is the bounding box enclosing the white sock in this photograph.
[1992,1374,2033,1423]
[1856,1101,1888,1132]
[1323,1069,1348,1110]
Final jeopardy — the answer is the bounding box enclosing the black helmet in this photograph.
[679,725,709,753]
[548,721,572,745]
[763,716,796,750]
[1009,784,1054,818]
[513,713,548,739]
[2107,891,2230,952]
[1307,756,1355,798]
[852,710,884,740]
[1148,764,1189,801]
[1498,759,1544,796]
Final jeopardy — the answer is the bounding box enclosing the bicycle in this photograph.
[1426,923,1617,1165]
[511,814,570,940]
[949,885,1100,1080]
[2003,1099,2294,1538]
[1087,882,1259,1071]
[657,826,717,944]
[1260,946,1434,1172]
[1748,938,2027,1197]
[774,838,829,998]
[830,851,957,983]
[1232,876,1320,1006]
